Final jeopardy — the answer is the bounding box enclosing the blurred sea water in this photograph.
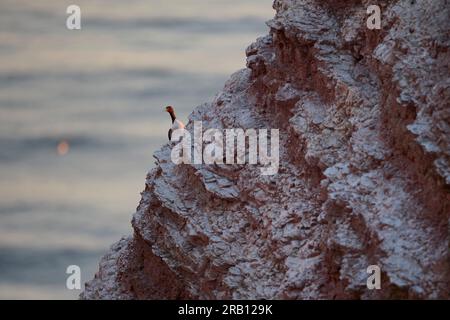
[0,0,273,299]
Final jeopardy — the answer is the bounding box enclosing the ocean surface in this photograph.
[0,0,273,299]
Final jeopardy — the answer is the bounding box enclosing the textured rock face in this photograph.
[82,0,450,299]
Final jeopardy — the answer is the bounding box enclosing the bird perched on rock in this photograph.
[165,106,185,141]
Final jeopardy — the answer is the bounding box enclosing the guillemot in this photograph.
[165,105,185,141]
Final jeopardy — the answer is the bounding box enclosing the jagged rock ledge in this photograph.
[81,0,449,299]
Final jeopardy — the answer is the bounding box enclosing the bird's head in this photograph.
[165,106,174,114]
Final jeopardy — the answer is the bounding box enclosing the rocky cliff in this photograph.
[81,0,450,299]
